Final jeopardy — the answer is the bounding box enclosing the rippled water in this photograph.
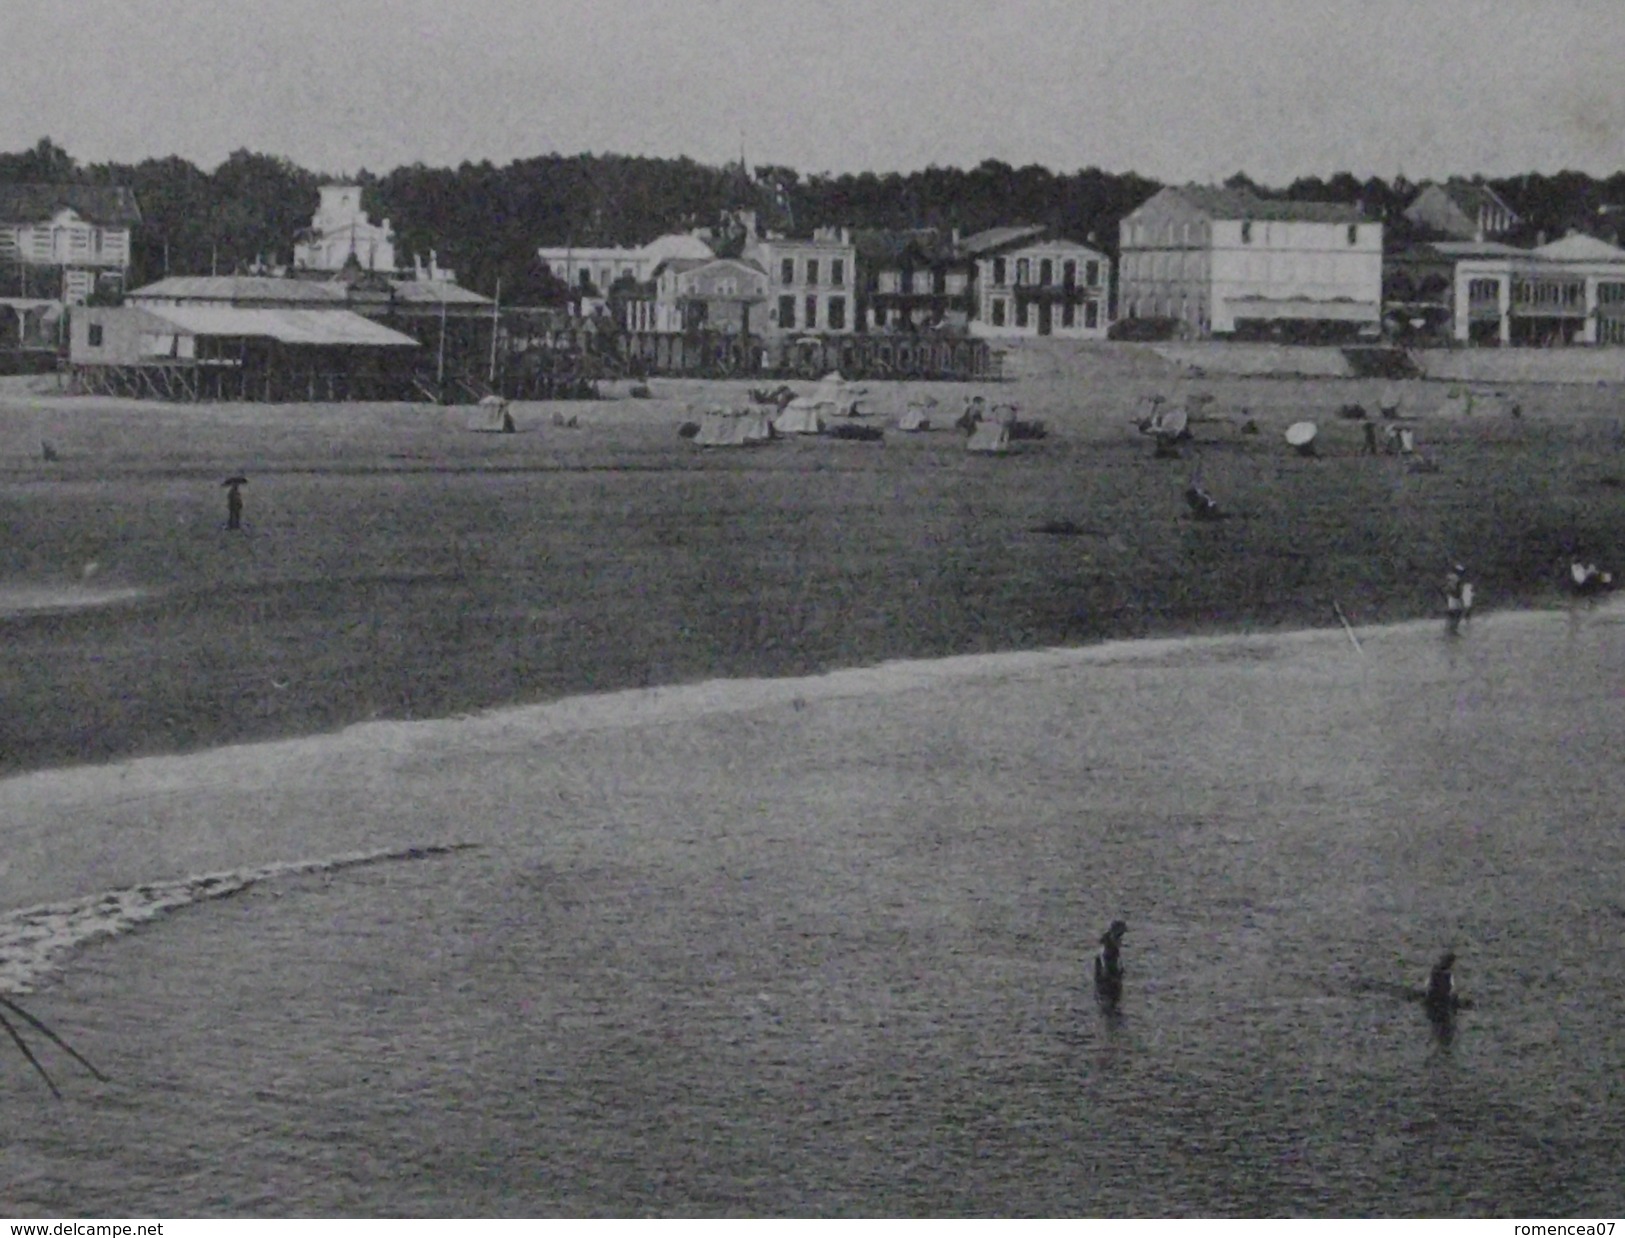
[2,605,1622,1216]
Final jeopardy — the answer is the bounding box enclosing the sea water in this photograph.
[1,604,1622,1215]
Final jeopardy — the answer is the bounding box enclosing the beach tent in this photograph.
[739,411,775,444]
[468,394,515,433]
[898,398,936,431]
[966,420,1011,454]
[693,409,775,447]
[774,397,829,435]
[811,371,869,417]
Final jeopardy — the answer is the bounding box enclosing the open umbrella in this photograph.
[222,476,248,487]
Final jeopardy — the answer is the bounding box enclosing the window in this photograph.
[1063,260,1077,287]
[1039,258,1053,286]
[1016,258,1030,285]
[1241,221,1252,244]
[874,306,887,326]
[831,258,844,286]
[1085,260,1099,287]
[805,294,818,329]
[778,295,796,327]
[993,257,1007,286]
[1347,224,1359,246]
[1085,302,1099,329]
[87,323,104,347]
[806,259,819,286]
[828,296,846,330]
[1016,301,1029,328]
[577,268,591,288]
[781,258,795,285]
[1062,302,1076,328]
[902,269,914,295]
[991,298,1006,326]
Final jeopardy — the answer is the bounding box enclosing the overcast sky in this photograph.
[3,0,1622,185]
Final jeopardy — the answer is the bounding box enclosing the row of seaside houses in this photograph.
[8,176,1625,356]
[538,212,1115,342]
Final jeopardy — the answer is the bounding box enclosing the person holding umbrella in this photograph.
[1443,563,1474,633]
[223,475,247,531]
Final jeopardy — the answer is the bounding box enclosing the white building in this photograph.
[961,226,1111,339]
[628,256,769,334]
[741,227,858,337]
[1452,231,1625,346]
[294,186,397,273]
[0,184,142,303]
[1118,185,1383,340]
[537,233,715,302]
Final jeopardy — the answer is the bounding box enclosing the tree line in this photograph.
[4,137,1624,303]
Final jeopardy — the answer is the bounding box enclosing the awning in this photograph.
[1225,298,1379,323]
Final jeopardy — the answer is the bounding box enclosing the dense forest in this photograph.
[4,137,1624,303]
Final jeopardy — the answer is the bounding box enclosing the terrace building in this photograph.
[1451,231,1625,346]
[742,227,858,338]
[1118,185,1382,341]
[619,256,771,334]
[963,226,1110,339]
[851,228,975,332]
[121,272,497,396]
[537,233,714,308]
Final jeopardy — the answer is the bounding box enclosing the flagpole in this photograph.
[489,276,501,385]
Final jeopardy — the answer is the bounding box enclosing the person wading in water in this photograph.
[1094,920,1128,1007]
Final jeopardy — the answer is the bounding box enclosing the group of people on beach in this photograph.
[1443,554,1615,633]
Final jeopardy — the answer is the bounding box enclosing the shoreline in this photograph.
[4,594,1614,904]
[0,581,1590,783]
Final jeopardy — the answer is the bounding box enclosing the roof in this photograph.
[1432,179,1519,222]
[957,225,1048,256]
[1533,232,1625,262]
[641,233,715,263]
[851,228,958,265]
[143,306,420,346]
[385,279,492,305]
[0,183,142,226]
[1149,185,1368,224]
[657,257,713,276]
[129,276,348,304]
[1422,240,1528,258]
[126,274,491,306]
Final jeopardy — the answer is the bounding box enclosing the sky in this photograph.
[2,0,1623,185]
